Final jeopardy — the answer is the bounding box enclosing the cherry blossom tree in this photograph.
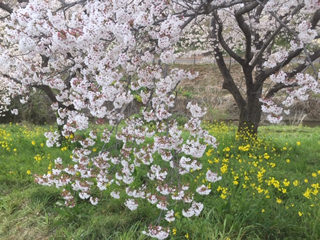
[178,0,320,134]
[0,0,320,238]
[0,1,222,238]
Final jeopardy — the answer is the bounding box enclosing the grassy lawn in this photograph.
[0,122,320,239]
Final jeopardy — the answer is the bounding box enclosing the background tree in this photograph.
[178,0,320,134]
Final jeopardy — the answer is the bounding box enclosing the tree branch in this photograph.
[287,50,320,78]
[235,2,259,62]
[210,17,246,110]
[265,49,320,98]
[261,48,304,81]
[0,2,13,14]
[311,9,320,28]
[212,12,244,65]
[265,82,297,99]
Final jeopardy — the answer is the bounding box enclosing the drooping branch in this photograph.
[260,49,304,82]
[262,48,320,84]
[265,82,297,99]
[287,50,320,78]
[265,49,320,98]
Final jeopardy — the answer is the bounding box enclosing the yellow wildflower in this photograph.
[172,228,177,235]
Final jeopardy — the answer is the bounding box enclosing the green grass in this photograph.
[0,122,320,239]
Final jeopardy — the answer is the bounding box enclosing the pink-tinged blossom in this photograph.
[147,194,158,204]
[110,191,120,199]
[160,49,176,64]
[182,140,206,158]
[124,199,138,211]
[79,192,90,200]
[206,170,222,183]
[297,21,317,43]
[4,2,320,237]
[158,36,170,49]
[155,104,172,121]
[183,194,194,203]
[52,168,62,176]
[156,184,172,195]
[186,102,207,118]
[89,197,99,205]
[122,174,134,184]
[165,210,175,222]
[142,225,170,240]
[191,201,204,216]
[63,166,76,176]
[182,209,194,218]
[171,190,185,200]
[61,189,76,208]
[196,185,211,195]
[156,200,168,210]
[11,109,18,115]
[159,149,173,162]
[54,157,63,165]
[97,182,107,191]
[267,114,283,124]
[141,51,154,63]
[44,131,61,147]
[203,133,218,148]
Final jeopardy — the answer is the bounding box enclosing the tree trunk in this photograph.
[238,90,262,137]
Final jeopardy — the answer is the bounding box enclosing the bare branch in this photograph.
[0,2,13,14]
[212,11,244,65]
[265,82,297,99]
[209,17,246,110]
[235,2,259,62]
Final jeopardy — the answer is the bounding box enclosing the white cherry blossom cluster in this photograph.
[260,98,283,124]
[0,1,225,238]
[263,51,289,68]
[261,71,320,122]
[297,21,318,44]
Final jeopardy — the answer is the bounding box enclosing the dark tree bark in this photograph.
[238,84,262,136]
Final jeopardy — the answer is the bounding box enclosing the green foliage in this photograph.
[177,87,194,99]
[0,122,320,239]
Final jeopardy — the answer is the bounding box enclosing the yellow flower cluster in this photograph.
[202,122,320,219]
